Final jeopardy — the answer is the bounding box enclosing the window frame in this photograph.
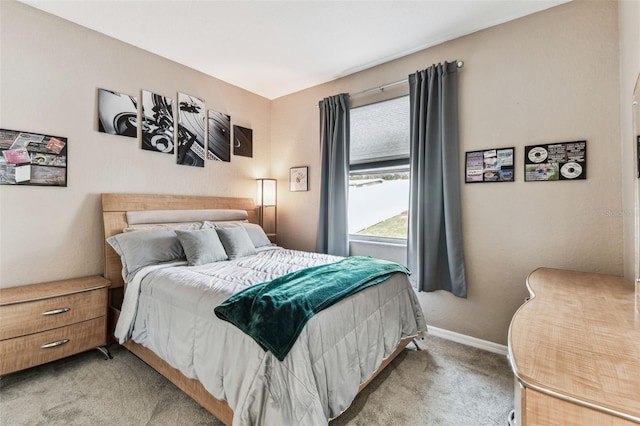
[348,94,411,244]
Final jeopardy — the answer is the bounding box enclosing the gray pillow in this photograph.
[216,226,257,259]
[241,223,273,248]
[175,229,228,266]
[107,228,185,282]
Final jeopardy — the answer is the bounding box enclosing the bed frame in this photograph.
[102,192,412,425]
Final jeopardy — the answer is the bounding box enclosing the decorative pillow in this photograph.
[212,222,273,248]
[216,226,257,259]
[175,229,228,266]
[107,228,185,282]
[241,223,273,248]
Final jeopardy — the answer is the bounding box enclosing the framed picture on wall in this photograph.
[0,128,67,187]
[524,140,587,182]
[290,166,308,191]
[465,147,514,183]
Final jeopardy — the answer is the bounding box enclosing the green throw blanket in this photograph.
[214,256,410,361]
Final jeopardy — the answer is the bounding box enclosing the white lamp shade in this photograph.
[256,179,276,206]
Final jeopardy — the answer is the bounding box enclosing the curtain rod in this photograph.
[350,60,464,98]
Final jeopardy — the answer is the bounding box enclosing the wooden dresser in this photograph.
[0,275,110,375]
[508,268,640,425]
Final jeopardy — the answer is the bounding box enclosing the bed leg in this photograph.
[412,338,421,351]
[96,346,113,360]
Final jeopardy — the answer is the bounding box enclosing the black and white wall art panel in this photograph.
[207,110,231,162]
[98,89,138,138]
[233,125,253,158]
[141,90,174,154]
[177,93,206,167]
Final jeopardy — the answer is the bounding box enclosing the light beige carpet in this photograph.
[0,335,513,425]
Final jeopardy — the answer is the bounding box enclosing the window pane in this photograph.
[350,96,410,165]
[348,171,409,239]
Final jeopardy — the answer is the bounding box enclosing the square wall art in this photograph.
[98,88,138,138]
[290,166,309,191]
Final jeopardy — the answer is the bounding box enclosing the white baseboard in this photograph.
[426,326,508,356]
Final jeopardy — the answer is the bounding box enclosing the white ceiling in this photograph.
[20,0,568,100]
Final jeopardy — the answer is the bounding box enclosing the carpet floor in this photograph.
[0,334,513,425]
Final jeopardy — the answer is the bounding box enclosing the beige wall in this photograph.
[619,0,640,283]
[0,0,630,346]
[0,1,271,287]
[272,0,623,345]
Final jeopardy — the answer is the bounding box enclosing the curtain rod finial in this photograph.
[456,60,464,68]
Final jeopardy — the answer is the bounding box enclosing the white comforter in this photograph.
[115,248,426,425]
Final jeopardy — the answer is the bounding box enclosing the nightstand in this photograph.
[0,275,111,375]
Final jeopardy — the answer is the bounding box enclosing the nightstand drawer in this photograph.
[0,316,107,375]
[0,287,107,340]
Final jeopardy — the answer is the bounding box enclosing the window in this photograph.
[348,95,410,242]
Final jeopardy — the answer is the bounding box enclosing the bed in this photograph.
[102,193,426,425]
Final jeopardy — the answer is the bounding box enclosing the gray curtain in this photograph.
[407,62,467,298]
[317,93,350,257]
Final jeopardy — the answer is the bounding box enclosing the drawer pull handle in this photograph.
[42,307,70,316]
[41,339,69,349]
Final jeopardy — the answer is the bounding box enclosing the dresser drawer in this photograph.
[0,316,107,375]
[0,288,107,340]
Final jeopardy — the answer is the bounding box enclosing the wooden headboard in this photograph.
[102,193,258,293]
